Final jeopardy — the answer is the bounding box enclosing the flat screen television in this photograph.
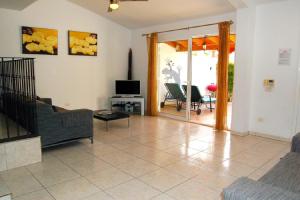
[115,80,141,96]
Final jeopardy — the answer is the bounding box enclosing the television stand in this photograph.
[110,96,145,116]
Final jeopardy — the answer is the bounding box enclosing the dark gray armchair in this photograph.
[36,100,93,148]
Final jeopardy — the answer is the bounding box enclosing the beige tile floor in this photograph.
[0,116,291,200]
[160,102,232,129]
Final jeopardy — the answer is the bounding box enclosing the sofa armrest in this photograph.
[291,133,300,153]
[223,177,300,200]
[54,109,93,128]
[39,98,52,105]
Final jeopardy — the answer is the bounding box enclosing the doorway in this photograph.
[157,35,236,129]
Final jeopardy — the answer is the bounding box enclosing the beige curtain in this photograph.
[215,22,231,130]
[146,33,158,116]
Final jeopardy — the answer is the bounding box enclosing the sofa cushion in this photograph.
[224,177,300,200]
[259,152,300,194]
[59,109,92,128]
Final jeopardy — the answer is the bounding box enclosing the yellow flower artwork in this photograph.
[68,31,98,56]
[22,26,58,55]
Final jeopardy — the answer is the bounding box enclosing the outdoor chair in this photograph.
[182,85,216,115]
[162,83,186,111]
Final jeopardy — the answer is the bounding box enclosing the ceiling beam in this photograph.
[177,41,188,49]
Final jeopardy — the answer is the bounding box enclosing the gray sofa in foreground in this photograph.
[37,98,93,148]
[223,133,300,200]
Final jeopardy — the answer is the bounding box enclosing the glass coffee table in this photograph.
[94,110,130,131]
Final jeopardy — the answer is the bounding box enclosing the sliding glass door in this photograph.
[189,37,218,127]
[158,39,189,120]
[188,35,236,129]
[157,34,236,129]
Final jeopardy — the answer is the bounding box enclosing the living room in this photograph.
[0,0,300,199]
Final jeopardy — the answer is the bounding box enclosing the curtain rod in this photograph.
[142,20,233,36]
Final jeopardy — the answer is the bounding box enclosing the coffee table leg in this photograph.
[106,121,108,131]
[128,118,130,128]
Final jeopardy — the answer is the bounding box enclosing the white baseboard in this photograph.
[156,115,291,142]
[158,113,188,122]
[230,131,249,136]
[218,129,291,142]
[249,132,291,142]
[230,130,291,142]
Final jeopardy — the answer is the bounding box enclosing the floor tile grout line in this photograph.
[22,166,57,200]
[42,135,179,197]
[4,117,290,200]
[85,124,282,180]
[150,192,174,200]
[247,153,286,178]
[73,141,275,178]
[34,152,101,189]
[150,175,200,195]
[91,125,186,195]
[48,139,150,199]
[43,153,115,200]
[232,154,278,169]
[69,164,118,200]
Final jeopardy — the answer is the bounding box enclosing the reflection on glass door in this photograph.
[158,40,188,119]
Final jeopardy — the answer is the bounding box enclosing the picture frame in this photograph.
[22,26,58,55]
[68,30,98,56]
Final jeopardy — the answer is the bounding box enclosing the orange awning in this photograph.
[164,34,236,53]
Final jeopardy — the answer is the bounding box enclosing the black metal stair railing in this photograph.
[0,57,38,143]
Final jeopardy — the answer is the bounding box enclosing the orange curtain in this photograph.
[215,22,231,130]
[147,33,158,116]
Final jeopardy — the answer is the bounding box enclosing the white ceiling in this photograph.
[68,0,237,28]
[0,0,287,28]
[0,0,37,10]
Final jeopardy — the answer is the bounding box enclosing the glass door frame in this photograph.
[158,33,235,130]
[158,35,221,127]
[157,38,193,122]
[187,37,216,127]
[186,38,193,121]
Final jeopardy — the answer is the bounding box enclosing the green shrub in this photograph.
[228,63,234,100]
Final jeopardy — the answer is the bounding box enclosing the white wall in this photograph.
[0,0,131,110]
[247,0,300,139]
[231,7,256,134]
